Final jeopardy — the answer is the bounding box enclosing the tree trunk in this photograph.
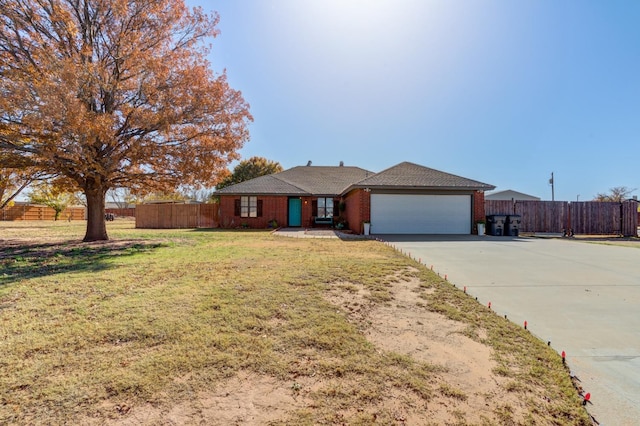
[84,186,108,241]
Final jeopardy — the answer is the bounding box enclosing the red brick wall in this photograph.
[473,191,486,234]
[343,189,370,234]
[218,195,320,228]
[219,195,289,229]
[301,197,313,228]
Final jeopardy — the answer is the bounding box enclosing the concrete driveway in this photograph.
[382,235,640,425]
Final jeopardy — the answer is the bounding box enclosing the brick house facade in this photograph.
[215,162,494,235]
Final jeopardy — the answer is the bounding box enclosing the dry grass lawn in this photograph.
[0,221,591,425]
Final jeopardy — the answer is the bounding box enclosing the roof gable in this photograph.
[354,162,495,190]
[485,189,540,201]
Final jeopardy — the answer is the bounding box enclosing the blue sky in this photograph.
[188,0,639,201]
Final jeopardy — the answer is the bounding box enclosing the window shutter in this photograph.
[312,200,318,216]
[257,199,263,217]
[234,199,241,216]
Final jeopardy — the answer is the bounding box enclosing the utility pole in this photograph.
[549,172,555,201]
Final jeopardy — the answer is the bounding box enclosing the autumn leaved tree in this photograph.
[28,181,78,220]
[216,156,283,190]
[0,165,46,209]
[1,147,50,208]
[0,0,251,241]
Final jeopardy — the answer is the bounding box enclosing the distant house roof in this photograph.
[485,189,540,201]
[352,162,495,191]
[215,165,373,196]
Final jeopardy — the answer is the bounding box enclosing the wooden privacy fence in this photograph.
[485,200,638,236]
[135,203,219,229]
[105,208,136,217]
[571,202,627,235]
[1,204,86,221]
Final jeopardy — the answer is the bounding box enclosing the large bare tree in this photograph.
[0,0,251,240]
[594,186,637,202]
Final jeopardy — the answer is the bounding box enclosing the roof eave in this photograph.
[215,191,310,196]
[348,184,496,191]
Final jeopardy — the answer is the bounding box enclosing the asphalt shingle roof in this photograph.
[215,162,495,195]
[215,165,373,195]
[277,166,374,195]
[215,174,308,195]
[353,162,495,191]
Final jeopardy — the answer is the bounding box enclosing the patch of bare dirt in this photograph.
[100,372,312,426]
[97,268,537,425]
[352,270,527,424]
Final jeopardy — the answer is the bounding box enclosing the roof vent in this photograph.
[306,160,312,166]
[339,161,344,167]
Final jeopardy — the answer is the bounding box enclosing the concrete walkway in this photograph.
[273,227,369,240]
[382,235,640,425]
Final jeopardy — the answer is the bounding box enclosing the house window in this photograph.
[234,197,263,218]
[240,196,257,217]
[317,198,334,218]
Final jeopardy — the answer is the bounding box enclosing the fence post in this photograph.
[568,202,572,234]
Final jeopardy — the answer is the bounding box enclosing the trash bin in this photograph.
[505,215,521,236]
[486,215,506,236]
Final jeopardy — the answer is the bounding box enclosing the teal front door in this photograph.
[288,198,302,227]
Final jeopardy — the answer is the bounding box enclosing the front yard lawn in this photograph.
[0,221,590,424]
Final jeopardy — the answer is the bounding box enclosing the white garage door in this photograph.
[371,194,471,234]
